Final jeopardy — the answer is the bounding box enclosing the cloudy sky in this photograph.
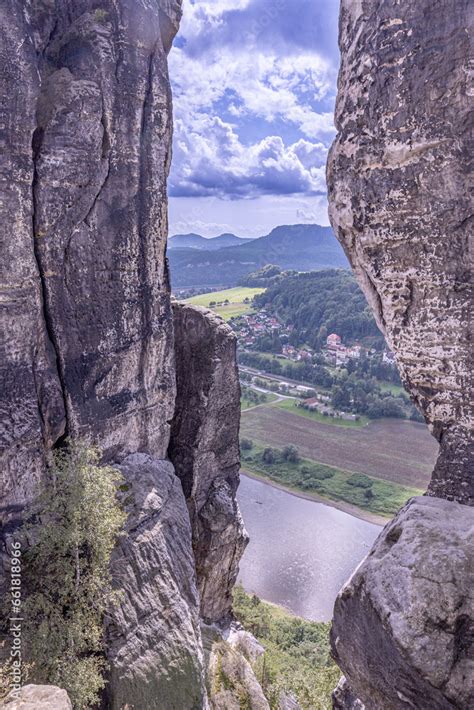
[168,0,340,237]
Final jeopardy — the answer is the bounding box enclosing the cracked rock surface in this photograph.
[327,0,473,503]
[0,0,181,522]
[169,303,248,623]
[331,497,474,710]
[328,2,473,708]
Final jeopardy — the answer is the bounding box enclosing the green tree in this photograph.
[282,445,300,463]
[22,440,126,709]
[262,448,277,464]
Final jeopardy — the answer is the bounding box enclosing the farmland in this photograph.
[240,404,438,490]
[185,286,265,320]
[274,397,369,428]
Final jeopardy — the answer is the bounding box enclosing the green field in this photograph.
[240,405,437,488]
[274,398,369,427]
[185,287,265,320]
[378,381,406,396]
[232,585,338,709]
[240,443,422,518]
[241,388,279,410]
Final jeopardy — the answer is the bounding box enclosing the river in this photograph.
[236,474,383,621]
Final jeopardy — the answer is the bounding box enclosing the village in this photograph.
[230,308,395,368]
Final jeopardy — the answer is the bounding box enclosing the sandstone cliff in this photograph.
[170,303,248,624]
[0,2,247,708]
[328,1,473,707]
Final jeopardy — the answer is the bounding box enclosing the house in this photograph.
[327,333,342,350]
[347,344,363,359]
[296,385,314,395]
[383,349,396,364]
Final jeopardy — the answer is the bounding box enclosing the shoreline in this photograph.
[240,469,388,527]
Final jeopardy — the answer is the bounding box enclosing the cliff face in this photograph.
[0,2,247,707]
[1,0,180,521]
[328,0,473,504]
[328,1,473,707]
[169,303,248,624]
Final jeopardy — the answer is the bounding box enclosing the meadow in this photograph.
[185,286,265,320]
[240,403,438,490]
[274,397,369,427]
[240,443,422,518]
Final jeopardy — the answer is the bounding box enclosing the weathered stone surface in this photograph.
[0,684,72,709]
[327,0,473,503]
[1,0,182,522]
[209,640,270,710]
[226,626,265,665]
[0,0,66,523]
[332,677,365,710]
[105,453,207,710]
[331,497,474,709]
[169,303,248,623]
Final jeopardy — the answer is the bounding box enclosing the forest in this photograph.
[253,269,384,350]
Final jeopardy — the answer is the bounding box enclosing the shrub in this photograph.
[20,440,126,709]
[346,473,373,489]
[282,445,300,463]
[240,438,254,451]
[313,468,335,481]
[262,448,278,464]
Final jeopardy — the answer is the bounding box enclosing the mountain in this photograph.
[168,232,254,250]
[168,224,349,288]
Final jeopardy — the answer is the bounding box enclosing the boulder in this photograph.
[0,685,72,709]
[331,497,474,709]
[209,641,269,710]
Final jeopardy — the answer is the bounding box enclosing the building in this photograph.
[327,333,342,350]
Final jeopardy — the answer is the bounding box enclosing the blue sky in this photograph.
[168,0,340,237]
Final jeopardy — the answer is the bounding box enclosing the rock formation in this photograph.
[331,497,474,708]
[105,454,206,709]
[0,685,72,709]
[169,303,248,623]
[328,0,473,707]
[328,0,473,504]
[0,2,247,708]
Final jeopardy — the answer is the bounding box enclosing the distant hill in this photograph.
[168,232,254,250]
[168,224,349,288]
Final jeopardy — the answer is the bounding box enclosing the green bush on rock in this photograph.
[20,440,126,709]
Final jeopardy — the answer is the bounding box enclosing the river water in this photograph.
[236,474,382,621]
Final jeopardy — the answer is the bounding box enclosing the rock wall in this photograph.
[0,2,248,708]
[169,303,248,624]
[105,454,206,710]
[328,0,473,504]
[328,1,473,707]
[0,0,181,523]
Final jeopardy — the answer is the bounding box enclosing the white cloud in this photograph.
[168,0,338,210]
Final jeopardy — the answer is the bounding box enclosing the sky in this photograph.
[168,0,340,237]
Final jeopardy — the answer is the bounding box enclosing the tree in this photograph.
[240,438,253,450]
[262,448,277,464]
[282,445,300,463]
[21,440,126,709]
